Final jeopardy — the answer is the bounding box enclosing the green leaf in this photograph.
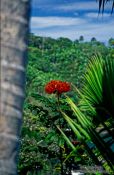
[57,125,76,150]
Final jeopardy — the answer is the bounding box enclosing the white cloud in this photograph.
[31,18,114,42]
[85,12,111,18]
[30,16,85,28]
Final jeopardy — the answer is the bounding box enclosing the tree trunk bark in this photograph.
[0,0,30,174]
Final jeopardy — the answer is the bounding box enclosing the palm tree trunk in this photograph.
[0,0,30,174]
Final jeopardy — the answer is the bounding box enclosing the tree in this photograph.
[0,0,30,174]
[108,38,114,47]
[91,37,97,42]
[79,36,84,42]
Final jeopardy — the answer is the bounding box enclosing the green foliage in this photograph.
[109,38,114,48]
[61,55,114,174]
[18,34,113,174]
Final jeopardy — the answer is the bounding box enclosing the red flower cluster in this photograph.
[45,80,70,95]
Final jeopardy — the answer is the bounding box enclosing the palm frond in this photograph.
[57,125,76,150]
[102,57,114,119]
[66,97,92,128]
[97,0,114,13]
[61,111,84,140]
[61,54,114,172]
[80,55,114,124]
[82,55,103,106]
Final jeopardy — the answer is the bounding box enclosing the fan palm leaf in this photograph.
[80,55,114,124]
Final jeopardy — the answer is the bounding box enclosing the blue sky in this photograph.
[30,0,114,42]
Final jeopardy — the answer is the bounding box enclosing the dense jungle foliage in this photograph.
[18,34,114,175]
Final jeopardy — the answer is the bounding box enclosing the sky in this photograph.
[30,0,114,42]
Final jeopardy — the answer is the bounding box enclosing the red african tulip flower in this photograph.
[45,80,70,95]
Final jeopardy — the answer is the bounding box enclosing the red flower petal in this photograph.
[45,80,70,94]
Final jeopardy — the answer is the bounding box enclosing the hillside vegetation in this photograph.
[18,34,114,175]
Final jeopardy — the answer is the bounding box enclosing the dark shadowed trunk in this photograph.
[0,0,30,174]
